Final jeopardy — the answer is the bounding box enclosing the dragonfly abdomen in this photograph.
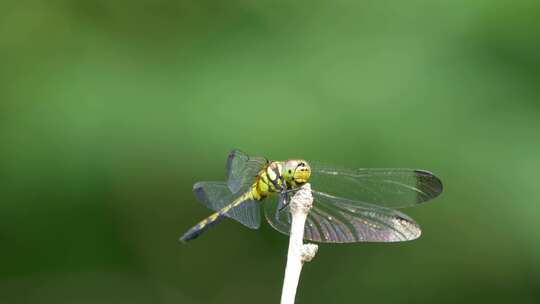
[180,192,255,242]
[179,211,225,242]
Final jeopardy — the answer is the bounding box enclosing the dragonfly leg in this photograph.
[281,189,299,195]
[275,193,289,221]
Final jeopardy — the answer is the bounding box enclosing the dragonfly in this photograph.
[179,149,443,243]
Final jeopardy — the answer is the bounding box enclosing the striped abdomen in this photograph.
[179,191,254,242]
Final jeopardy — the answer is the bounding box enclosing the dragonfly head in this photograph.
[283,159,311,186]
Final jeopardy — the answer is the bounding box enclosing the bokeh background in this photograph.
[1,1,540,303]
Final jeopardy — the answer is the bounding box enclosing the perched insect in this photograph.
[180,150,443,243]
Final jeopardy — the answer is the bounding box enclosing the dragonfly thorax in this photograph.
[255,159,311,198]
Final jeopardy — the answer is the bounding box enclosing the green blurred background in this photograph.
[1,1,540,303]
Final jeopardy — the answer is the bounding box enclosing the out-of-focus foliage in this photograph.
[1,1,539,303]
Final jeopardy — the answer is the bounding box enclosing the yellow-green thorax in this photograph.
[249,159,311,200]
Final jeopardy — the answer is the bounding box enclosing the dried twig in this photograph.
[280,183,318,304]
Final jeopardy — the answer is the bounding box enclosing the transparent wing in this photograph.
[263,190,421,243]
[310,163,443,208]
[225,149,268,194]
[193,181,261,229]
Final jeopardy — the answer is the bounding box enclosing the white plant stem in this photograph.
[280,183,318,304]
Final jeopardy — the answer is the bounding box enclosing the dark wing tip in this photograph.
[192,182,206,193]
[227,149,245,160]
[225,150,236,178]
[192,182,208,203]
[414,169,443,202]
[393,214,422,241]
[225,149,244,179]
